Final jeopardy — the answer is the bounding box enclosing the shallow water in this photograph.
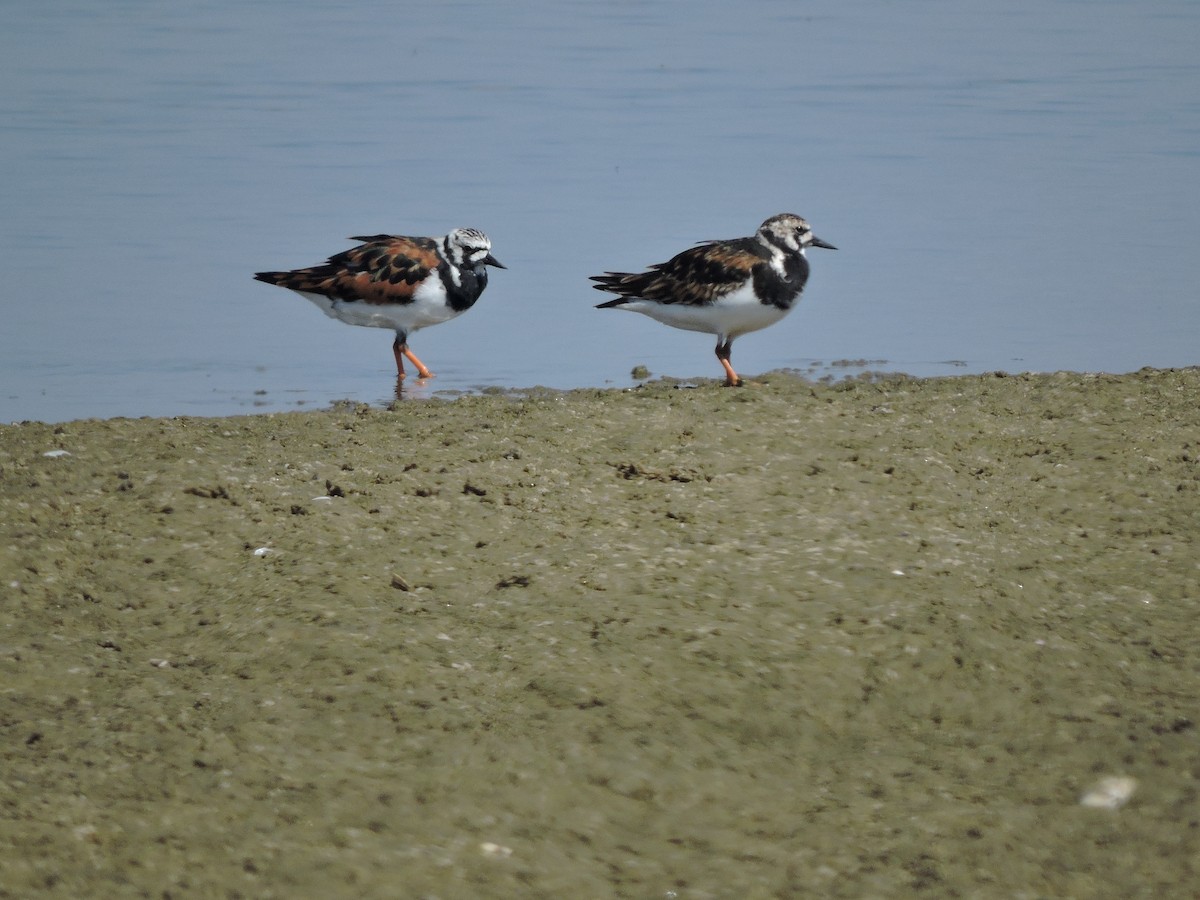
[2,1,1198,422]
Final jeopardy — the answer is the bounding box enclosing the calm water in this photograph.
[2,1,1198,422]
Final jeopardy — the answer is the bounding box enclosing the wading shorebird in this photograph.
[591,214,835,385]
[255,228,505,379]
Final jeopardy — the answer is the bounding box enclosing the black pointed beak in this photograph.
[810,236,837,250]
[484,254,506,269]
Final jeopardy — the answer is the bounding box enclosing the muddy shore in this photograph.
[2,368,1198,897]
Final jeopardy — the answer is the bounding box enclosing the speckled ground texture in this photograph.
[2,369,1198,898]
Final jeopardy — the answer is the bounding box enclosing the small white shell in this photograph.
[1080,776,1137,809]
[43,449,71,458]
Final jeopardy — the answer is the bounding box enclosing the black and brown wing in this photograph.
[591,238,766,307]
[254,235,443,306]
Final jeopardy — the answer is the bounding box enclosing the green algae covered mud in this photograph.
[2,369,1198,897]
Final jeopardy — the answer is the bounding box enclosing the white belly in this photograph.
[297,281,458,334]
[615,282,790,339]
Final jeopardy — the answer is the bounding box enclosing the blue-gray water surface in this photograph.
[2,1,1198,422]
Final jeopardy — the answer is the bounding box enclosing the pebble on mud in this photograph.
[1079,776,1138,810]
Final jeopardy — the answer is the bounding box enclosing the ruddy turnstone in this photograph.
[591,213,836,386]
[254,228,505,379]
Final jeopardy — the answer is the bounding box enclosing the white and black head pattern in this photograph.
[755,213,836,258]
[443,228,504,272]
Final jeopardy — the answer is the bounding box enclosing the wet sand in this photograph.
[2,368,1198,897]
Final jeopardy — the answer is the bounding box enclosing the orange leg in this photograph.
[715,339,742,387]
[392,337,433,379]
[403,346,433,379]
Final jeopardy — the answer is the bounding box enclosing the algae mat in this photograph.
[2,370,1198,897]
